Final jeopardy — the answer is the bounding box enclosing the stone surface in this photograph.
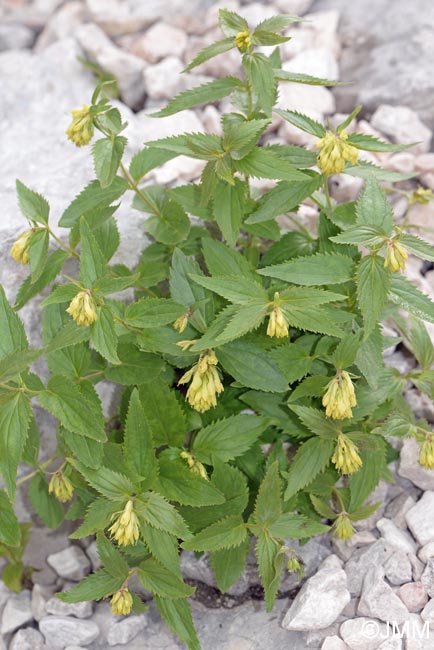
[1,590,33,635]
[384,551,413,586]
[9,628,45,650]
[398,583,429,614]
[45,596,93,619]
[419,542,434,564]
[322,636,350,650]
[282,555,350,631]
[143,55,184,99]
[358,566,409,624]
[340,617,389,650]
[0,23,34,50]
[131,21,187,62]
[345,540,393,596]
[39,616,100,647]
[107,615,148,646]
[399,439,434,491]
[47,546,91,581]
[406,493,434,546]
[385,494,418,530]
[421,559,434,598]
[34,1,84,51]
[376,518,417,554]
[370,105,432,154]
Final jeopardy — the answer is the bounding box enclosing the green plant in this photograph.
[3,8,434,648]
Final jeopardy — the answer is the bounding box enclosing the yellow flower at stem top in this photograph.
[315,129,359,175]
[111,588,133,616]
[323,370,357,420]
[384,239,408,273]
[66,104,94,147]
[180,450,208,480]
[267,292,289,338]
[333,513,355,541]
[66,290,98,327]
[173,313,189,333]
[419,434,434,470]
[10,229,33,265]
[410,186,434,205]
[234,30,252,53]
[332,433,363,475]
[108,500,140,547]
[48,471,74,503]
[178,350,224,413]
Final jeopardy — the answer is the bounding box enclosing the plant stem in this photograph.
[323,176,333,214]
[16,454,58,486]
[47,228,79,258]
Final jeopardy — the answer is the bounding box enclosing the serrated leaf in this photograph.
[170,248,210,330]
[138,558,194,598]
[258,253,354,285]
[90,306,120,365]
[59,177,128,228]
[216,301,268,344]
[222,115,270,159]
[332,331,363,369]
[274,69,344,86]
[268,514,329,540]
[189,273,267,304]
[152,77,244,117]
[0,286,28,358]
[344,161,415,182]
[251,30,290,46]
[355,326,384,389]
[57,569,123,603]
[219,8,249,36]
[246,175,322,224]
[154,597,200,650]
[156,455,224,507]
[290,405,341,438]
[70,498,118,538]
[330,224,388,247]
[349,436,387,510]
[184,37,234,72]
[193,415,269,464]
[138,379,187,447]
[275,109,325,137]
[0,349,42,384]
[76,463,134,499]
[409,316,434,370]
[400,234,434,263]
[348,132,418,152]
[62,428,103,469]
[356,255,390,334]
[123,388,157,486]
[254,461,282,525]
[255,14,301,32]
[182,514,247,552]
[105,344,163,385]
[234,147,307,181]
[0,393,31,500]
[16,179,49,224]
[284,437,335,500]
[79,217,108,286]
[210,539,250,594]
[213,179,245,246]
[129,147,177,180]
[137,492,190,539]
[93,136,127,188]
[28,229,49,283]
[28,473,64,528]
[202,238,256,279]
[255,531,283,611]
[124,298,185,328]
[14,250,67,310]
[355,179,394,234]
[96,533,130,578]
[389,274,434,324]
[141,527,181,577]
[0,490,21,547]
[243,53,276,115]
[217,340,288,392]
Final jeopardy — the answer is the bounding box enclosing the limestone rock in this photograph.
[358,566,409,624]
[385,493,417,530]
[107,615,148,646]
[370,105,432,154]
[143,56,184,100]
[399,583,429,614]
[345,540,393,596]
[0,23,34,51]
[321,635,350,650]
[283,47,339,81]
[1,590,33,635]
[406,493,434,546]
[34,1,84,52]
[45,596,93,618]
[9,628,45,650]
[419,542,434,564]
[399,439,434,491]
[421,559,434,598]
[340,617,389,650]
[47,546,91,581]
[376,518,417,554]
[39,616,100,647]
[131,21,187,62]
[384,551,413,586]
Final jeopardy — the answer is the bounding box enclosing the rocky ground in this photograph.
[1,0,434,648]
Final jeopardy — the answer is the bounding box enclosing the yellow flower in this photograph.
[111,588,133,616]
[410,187,434,205]
[419,435,434,470]
[315,129,359,175]
[267,293,289,338]
[234,30,251,53]
[108,500,140,547]
[332,433,362,475]
[180,450,208,480]
[66,104,94,147]
[333,513,355,541]
[48,471,74,503]
[66,290,98,326]
[287,556,303,576]
[173,313,189,333]
[178,350,224,413]
[384,240,408,273]
[323,370,357,420]
[10,229,33,264]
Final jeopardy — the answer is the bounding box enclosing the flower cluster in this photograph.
[66,104,94,147]
[66,291,98,326]
[234,30,251,52]
[332,433,363,475]
[48,471,74,503]
[333,513,355,541]
[384,240,408,273]
[180,451,208,480]
[267,293,289,338]
[10,230,33,265]
[109,500,140,547]
[419,435,434,470]
[178,350,224,413]
[111,588,133,616]
[315,129,358,175]
[322,370,357,420]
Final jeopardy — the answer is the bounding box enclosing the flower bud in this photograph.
[66,104,94,147]
[322,370,357,420]
[180,450,208,480]
[111,588,133,616]
[267,292,289,338]
[66,291,98,327]
[48,471,74,503]
[173,313,189,333]
[333,513,355,541]
[384,240,408,273]
[286,556,304,577]
[420,435,434,470]
[178,350,224,413]
[332,433,362,475]
[234,30,251,53]
[109,500,140,547]
[315,129,359,176]
[10,230,33,265]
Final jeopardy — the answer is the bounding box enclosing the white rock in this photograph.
[371,105,432,154]
[419,542,434,564]
[143,56,184,100]
[404,613,432,650]
[385,152,415,174]
[75,23,145,109]
[34,1,84,52]
[421,597,434,626]
[47,546,91,581]
[183,33,241,77]
[132,22,187,62]
[45,596,93,618]
[9,628,45,650]
[385,493,417,529]
[399,439,434,491]
[0,581,10,616]
[31,584,54,622]
[85,540,102,572]
[410,554,426,583]
[39,616,100,646]
[321,635,350,650]
[332,531,377,563]
[358,566,409,624]
[137,107,203,141]
[398,583,428,614]
[1,590,33,635]
[421,560,434,598]
[354,482,389,532]
[201,105,222,135]
[377,638,403,650]
[274,0,314,14]
[107,615,148,646]
[345,540,394,596]
[277,82,336,116]
[0,24,34,51]
[340,617,389,650]
[406,493,434,546]
[283,48,339,81]
[282,555,350,631]
[377,518,417,554]
[384,551,413,586]
[415,154,434,172]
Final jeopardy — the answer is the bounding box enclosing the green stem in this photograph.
[16,454,58,487]
[120,161,160,216]
[47,228,79,258]
[323,176,333,214]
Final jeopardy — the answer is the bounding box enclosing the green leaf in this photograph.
[90,306,120,365]
[170,248,210,330]
[243,53,276,115]
[137,492,190,539]
[183,514,247,552]
[268,514,329,540]
[256,531,284,611]
[344,162,415,182]
[215,301,269,344]
[255,14,302,32]
[0,490,21,546]
[144,201,190,246]
[219,8,249,36]
[217,340,288,392]
[234,148,307,181]
[38,375,106,442]
[28,474,64,528]
[0,349,42,384]
[141,527,181,577]
[274,70,344,86]
[28,229,49,283]
[202,239,256,279]
[139,559,194,599]
[258,253,354,285]
[400,234,434,263]
[222,115,270,160]
[408,316,434,370]
[210,539,250,594]
[332,331,363,369]
[356,255,390,334]
[96,533,130,578]
[213,179,245,246]
[152,77,244,117]
[77,464,135,499]
[330,224,388,247]
[284,437,335,500]
[156,455,224,507]
[193,415,269,463]
[138,379,187,447]
[61,428,103,469]
[253,461,282,525]
[129,147,177,181]
[251,30,290,46]
[58,569,123,603]
[290,405,340,438]
[123,388,157,486]
[275,109,325,138]
[189,274,267,304]
[184,37,235,72]
[389,274,434,324]
[16,179,49,224]
[355,179,394,234]
[59,177,128,228]
[246,175,322,224]
[0,286,28,358]
[154,597,200,650]
[79,217,108,287]
[355,326,384,389]
[0,393,31,500]
[93,136,127,188]
[124,298,185,328]
[105,343,163,385]
[70,498,118,538]
[14,250,67,310]
[348,132,418,152]
[349,436,387,510]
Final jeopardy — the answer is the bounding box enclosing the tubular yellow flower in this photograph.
[267,292,289,338]
[410,187,434,205]
[10,229,33,264]
[111,588,133,616]
[178,350,224,413]
[173,313,189,333]
[286,555,303,576]
[419,435,434,470]
[66,104,94,147]
[176,339,196,351]
[48,471,74,503]
[315,129,359,175]
[234,30,251,53]
[323,370,357,420]
[66,290,98,327]
[108,500,140,547]
[332,433,362,475]
[384,240,408,273]
[333,513,355,541]
[180,450,208,480]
